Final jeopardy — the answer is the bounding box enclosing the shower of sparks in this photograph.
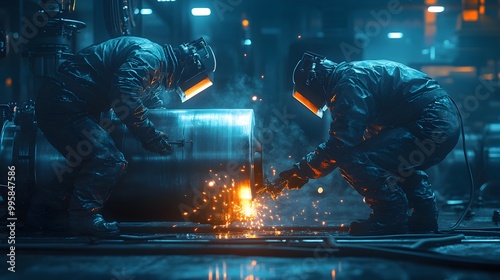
[191,169,346,237]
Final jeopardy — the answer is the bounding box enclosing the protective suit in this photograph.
[30,36,215,236]
[274,53,460,235]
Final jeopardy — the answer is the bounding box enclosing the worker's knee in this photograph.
[96,153,128,177]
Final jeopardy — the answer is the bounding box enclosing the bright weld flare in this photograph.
[237,185,256,219]
[237,193,267,231]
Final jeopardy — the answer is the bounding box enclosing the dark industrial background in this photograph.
[1,0,500,279]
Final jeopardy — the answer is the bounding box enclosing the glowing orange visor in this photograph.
[178,75,213,103]
[292,90,327,118]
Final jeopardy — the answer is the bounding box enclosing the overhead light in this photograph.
[140,8,153,15]
[428,6,445,13]
[157,0,176,2]
[191,8,211,16]
[387,32,403,39]
[243,39,252,46]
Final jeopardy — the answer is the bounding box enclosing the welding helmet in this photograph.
[165,37,216,102]
[292,51,336,118]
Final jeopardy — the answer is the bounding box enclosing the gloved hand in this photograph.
[279,165,309,190]
[142,131,173,155]
[265,165,309,200]
[264,178,286,200]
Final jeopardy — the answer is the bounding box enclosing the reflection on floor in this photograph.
[1,202,499,280]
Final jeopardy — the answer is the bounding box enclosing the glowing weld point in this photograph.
[317,187,324,194]
[208,181,215,187]
[252,95,258,101]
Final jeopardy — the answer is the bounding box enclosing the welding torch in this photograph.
[256,167,310,199]
[256,178,286,200]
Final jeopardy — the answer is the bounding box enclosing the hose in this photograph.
[446,96,475,230]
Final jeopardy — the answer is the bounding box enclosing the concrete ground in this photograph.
[1,188,499,280]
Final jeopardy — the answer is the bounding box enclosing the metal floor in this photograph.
[1,192,500,280]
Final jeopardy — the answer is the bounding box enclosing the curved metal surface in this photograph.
[108,109,259,222]
[28,109,261,223]
[0,122,17,200]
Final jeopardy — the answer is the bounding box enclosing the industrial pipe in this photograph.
[0,107,263,224]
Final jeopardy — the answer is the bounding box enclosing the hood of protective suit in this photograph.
[292,52,337,118]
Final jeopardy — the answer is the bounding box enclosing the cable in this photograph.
[441,229,500,237]
[446,96,475,230]
[409,234,464,250]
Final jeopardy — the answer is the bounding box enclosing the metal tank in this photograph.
[1,106,263,224]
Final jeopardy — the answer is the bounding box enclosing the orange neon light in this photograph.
[463,10,479,21]
[293,91,321,116]
[183,77,213,102]
[462,0,480,21]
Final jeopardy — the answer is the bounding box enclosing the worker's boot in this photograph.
[349,184,409,236]
[68,211,119,237]
[69,167,120,237]
[69,151,127,237]
[408,195,438,233]
[400,171,439,233]
[68,188,120,237]
[349,208,408,236]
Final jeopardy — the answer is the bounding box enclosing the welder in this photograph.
[268,52,460,235]
[27,36,216,236]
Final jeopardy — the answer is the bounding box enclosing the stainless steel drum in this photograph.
[2,108,263,224]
